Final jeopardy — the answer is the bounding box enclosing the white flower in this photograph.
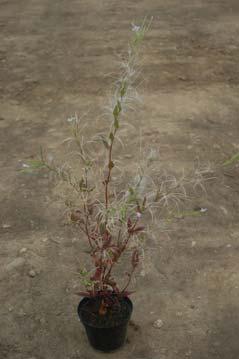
[67,113,80,124]
[136,212,142,219]
[131,23,141,32]
[22,163,30,168]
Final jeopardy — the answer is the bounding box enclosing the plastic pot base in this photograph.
[78,297,133,352]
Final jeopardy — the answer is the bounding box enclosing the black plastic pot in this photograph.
[78,297,133,352]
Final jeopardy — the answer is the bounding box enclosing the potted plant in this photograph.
[22,18,153,352]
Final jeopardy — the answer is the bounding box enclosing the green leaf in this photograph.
[99,222,106,235]
[79,268,88,277]
[127,186,138,204]
[117,100,122,112]
[180,210,205,218]
[113,100,121,121]
[113,105,118,120]
[109,132,114,142]
[120,81,127,98]
[114,118,119,129]
[119,206,127,222]
[223,152,239,166]
[27,160,45,168]
[19,159,46,173]
[81,278,95,288]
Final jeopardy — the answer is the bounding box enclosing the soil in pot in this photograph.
[78,296,133,352]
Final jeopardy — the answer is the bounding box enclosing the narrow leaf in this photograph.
[223,152,239,166]
[109,132,114,142]
[114,118,119,129]
[120,81,127,98]
[99,222,106,235]
[117,100,122,112]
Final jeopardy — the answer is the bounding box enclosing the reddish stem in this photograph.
[83,203,93,249]
[121,266,136,293]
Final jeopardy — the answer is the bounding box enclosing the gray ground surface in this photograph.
[1,1,239,358]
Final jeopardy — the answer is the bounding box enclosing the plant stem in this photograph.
[104,131,115,210]
[83,202,93,249]
[121,266,136,293]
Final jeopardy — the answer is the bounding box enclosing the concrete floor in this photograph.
[1,1,239,358]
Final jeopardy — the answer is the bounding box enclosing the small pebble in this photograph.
[20,247,27,254]
[178,75,187,81]
[191,241,196,247]
[2,223,11,229]
[193,207,208,213]
[19,308,26,316]
[71,238,79,243]
[153,319,164,329]
[28,270,36,278]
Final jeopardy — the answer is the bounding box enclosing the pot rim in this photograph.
[78,296,133,329]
